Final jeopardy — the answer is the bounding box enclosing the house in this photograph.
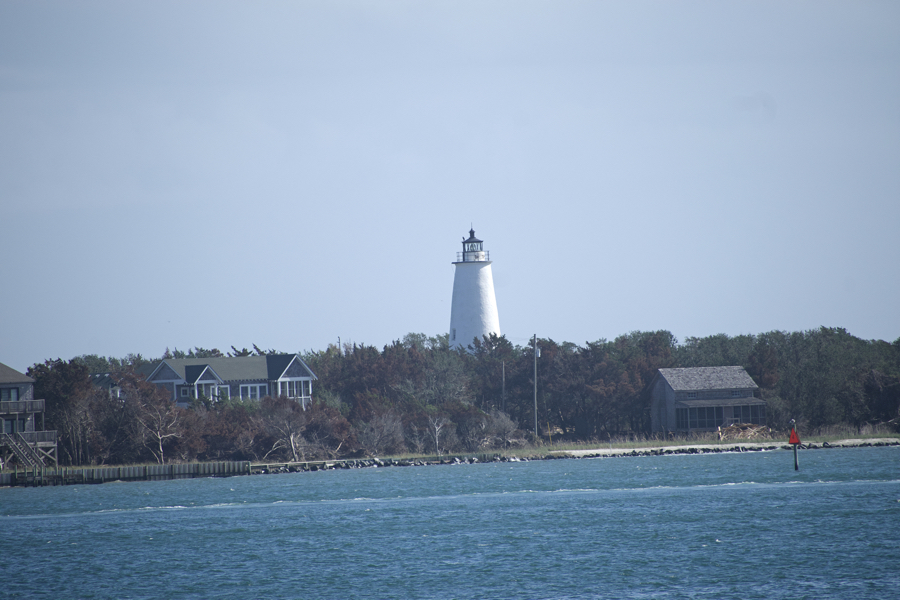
[649,366,764,433]
[0,361,58,467]
[146,354,318,408]
[91,363,157,398]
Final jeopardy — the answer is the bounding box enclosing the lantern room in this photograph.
[457,228,488,262]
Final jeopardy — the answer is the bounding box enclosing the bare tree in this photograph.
[256,397,309,462]
[486,410,519,448]
[356,412,405,456]
[135,395,183,464]
[405,425,428,455]
[108,370,184,465]
[391,353,473,456]
[427,412,451,455]
[55,390,98,466]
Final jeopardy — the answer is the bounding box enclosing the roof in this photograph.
[0,361,34,385]
[90,364,158,388]
[184,364,222,384]
[657,366,758,391]
[148,354,317,383]
[265,354,300,380]
[91,373,119,389]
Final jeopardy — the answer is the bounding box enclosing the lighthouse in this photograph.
[449,228,501,350]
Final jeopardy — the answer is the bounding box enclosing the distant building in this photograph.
[449,228,501,350]
[0,361,58,467]
[91,363,156,398]
[649,366,764,433]
[146,354,317,408]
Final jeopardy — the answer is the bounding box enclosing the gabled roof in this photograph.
[657,366,758,391]
[184,364,223,385]
[266,354,296,380]
[91,373,119,389]
[265,354,318,380]
[148,354,317,383]
[0,361,34,385]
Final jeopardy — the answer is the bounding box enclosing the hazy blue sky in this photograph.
[2,1,898,372]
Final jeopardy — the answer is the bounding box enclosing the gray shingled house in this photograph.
[649,366,764,433]
[146,354,317,408]
[0,361,58,467]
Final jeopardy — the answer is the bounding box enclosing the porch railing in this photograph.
[455,251,490,262]
[0,399,45,415]
[19,431,58,444]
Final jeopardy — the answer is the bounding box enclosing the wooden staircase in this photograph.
[0,432,44,468]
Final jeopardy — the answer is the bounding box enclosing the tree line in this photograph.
[24,327,900,466]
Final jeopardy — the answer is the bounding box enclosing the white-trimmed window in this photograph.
[240,384,268,400]
[181,388,189,398]
[0,388,19,402]
[279,380,309,398]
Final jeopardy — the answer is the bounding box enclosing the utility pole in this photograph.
[533,334,538,439]
[501,360,506,413]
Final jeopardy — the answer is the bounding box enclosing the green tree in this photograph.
[28,359,100,465]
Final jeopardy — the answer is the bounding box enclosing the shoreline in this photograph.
[4,438,897,487]
[264,437,900,471]
[549,437,900,459]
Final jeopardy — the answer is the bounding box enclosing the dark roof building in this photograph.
[649,366,764,433]
[146,354,317,407]
[0,362,34,388]
[1,361,57,467]
[91,363,156,398]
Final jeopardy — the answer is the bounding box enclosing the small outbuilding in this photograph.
[649,366,764,433]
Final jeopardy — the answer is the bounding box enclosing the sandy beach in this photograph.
[551,438,899,458]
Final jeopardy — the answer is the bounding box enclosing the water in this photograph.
[2,446,898,599]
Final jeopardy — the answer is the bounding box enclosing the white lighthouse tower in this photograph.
[449,228,501,350]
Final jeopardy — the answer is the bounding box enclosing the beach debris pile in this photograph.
[717,423,770,441]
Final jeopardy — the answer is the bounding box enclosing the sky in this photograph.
[1,1,898,372]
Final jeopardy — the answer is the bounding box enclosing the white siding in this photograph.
[449,261,500,350]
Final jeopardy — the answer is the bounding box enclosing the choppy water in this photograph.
[2,446,898,599]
